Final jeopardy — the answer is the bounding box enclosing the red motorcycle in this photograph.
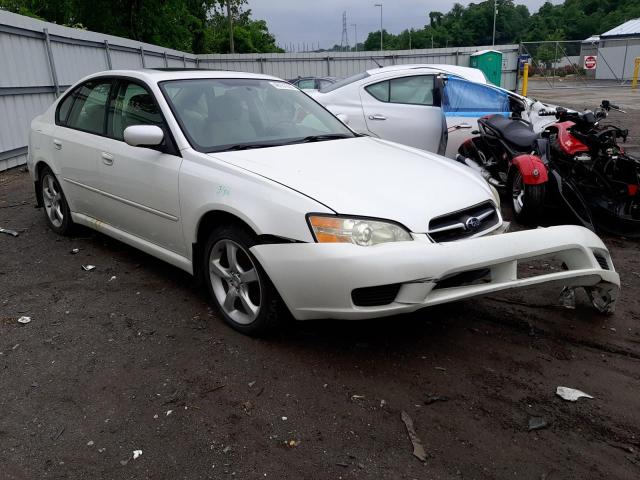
[457,101,640,236]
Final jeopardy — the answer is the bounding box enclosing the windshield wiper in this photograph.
[297,134,352,143]
[213,143,276,152]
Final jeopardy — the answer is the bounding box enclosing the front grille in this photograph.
[351,284,402,307]
[428,201,499,242]
[593,252,610,270]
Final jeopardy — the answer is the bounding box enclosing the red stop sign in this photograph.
[584,56,597,70]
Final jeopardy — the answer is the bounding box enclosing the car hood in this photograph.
[208,137,495,233]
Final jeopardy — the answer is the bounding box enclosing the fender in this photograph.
[511,154,548,185]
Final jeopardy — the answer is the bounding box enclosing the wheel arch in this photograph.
[33,160,56,207]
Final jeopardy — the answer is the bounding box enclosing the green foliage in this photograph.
[360,0,640,50]
[0,0,283,53]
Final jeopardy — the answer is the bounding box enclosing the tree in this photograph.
[0,0,283,53]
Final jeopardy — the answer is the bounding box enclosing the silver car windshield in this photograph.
[160,78,355,153]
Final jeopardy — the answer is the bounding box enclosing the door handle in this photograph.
[101,152,114,166]
[368,114,387,121]
[53,139,62,150]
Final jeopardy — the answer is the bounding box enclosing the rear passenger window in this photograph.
[65,80,112,135]
[55,91,75,125]
[365,81,390,102]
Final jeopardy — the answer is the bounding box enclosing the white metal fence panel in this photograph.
[0,31,51,87]
[109,49,144,70]
[198,45,519,87]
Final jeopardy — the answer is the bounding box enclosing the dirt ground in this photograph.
[2,89,640,480]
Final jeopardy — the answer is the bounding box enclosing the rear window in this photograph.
[319,72,369,93]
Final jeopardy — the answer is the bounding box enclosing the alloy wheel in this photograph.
[208,239,262,325]
[42,173,64,228]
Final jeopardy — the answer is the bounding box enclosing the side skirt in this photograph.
[70,212,193,275]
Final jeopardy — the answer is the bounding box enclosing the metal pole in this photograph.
[621,39,629,83]
[351,24,358,52]
[521,63,529,96]
[553,41,558,87]
[632,57,640,90]
[140,46,146,68]
[104,40,112,69]
[42,28,60,97]
[182,55,187,68]
[226,0,234,54]
[374,4,383,52]
[492,0,497,46]
[163,51,168,68]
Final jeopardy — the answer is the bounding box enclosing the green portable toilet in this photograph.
[470,49,502,87]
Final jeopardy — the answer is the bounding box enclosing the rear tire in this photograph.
[40,166,74,236]
[203,224,284,336]
[509,170,545,224]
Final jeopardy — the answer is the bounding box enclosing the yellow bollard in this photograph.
[633,57,640,90]
[521,63,529,97]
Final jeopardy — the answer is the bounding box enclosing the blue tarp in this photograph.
[443,77,510,117]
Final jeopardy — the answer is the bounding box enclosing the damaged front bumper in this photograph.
[250,225,620,320]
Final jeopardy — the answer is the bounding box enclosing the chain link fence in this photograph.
[517,39,639,92]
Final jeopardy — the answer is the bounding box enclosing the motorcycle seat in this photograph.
[485,115,539,150]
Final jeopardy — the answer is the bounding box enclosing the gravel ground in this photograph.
[1,88,640,479]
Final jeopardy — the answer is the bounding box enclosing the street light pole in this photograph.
[492,0,497,46]
[374,3,383,52]
[351,23,358,52]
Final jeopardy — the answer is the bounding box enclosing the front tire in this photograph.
[40,167,74,235]
[509,170,545,224]
[203,225,284,336]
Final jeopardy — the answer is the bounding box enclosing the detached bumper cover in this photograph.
[251,225,620,320]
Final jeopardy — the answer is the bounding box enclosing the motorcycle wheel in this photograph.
[509,170,546,224]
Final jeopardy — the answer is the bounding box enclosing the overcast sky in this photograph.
[246,0,563,50]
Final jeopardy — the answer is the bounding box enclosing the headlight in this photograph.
[308,215,412,246]
[489,184,501,208]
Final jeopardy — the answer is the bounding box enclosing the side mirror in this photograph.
[336,113,350,125]
[124,125,164,148]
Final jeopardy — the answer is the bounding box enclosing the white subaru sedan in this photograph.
[28,69,619,335]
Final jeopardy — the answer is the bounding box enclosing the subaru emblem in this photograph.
[465,216,481,230]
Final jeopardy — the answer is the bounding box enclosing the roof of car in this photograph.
[86,69,281,83]
[365,64,487,84]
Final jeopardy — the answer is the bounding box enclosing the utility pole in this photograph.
[351,24,358,51]
[226,0,234,53]
[374,3,383,52]
[340,11,349,52]
[492,0,498,46]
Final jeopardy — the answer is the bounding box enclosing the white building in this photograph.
[594,19,640,81]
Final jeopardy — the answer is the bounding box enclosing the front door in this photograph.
[359,74,444,153]
[96,80,185,255]
[443,76,512,158]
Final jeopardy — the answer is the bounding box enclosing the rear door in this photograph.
[442,76,512,157]
[52,78,114,217]
[359,74,444,153]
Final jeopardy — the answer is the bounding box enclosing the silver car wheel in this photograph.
[42,173,64,228]
[209,239,261,325]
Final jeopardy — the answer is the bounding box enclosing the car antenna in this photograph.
[370,56,382,68]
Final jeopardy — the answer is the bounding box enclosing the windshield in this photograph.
[160,78,355,152]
